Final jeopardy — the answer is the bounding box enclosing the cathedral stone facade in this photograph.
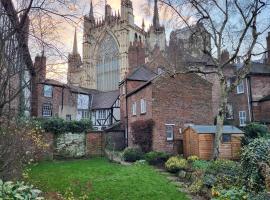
[68,0,166,92]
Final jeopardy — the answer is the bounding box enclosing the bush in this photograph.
[0,179,44,199]
[206,159,241,176]
[39,118,92,134]
[0,118,48,180]
[130,119,154,152]
[192,160,210,171]
[211,186,248,200]
[242,123,269,145]
[122,147,143,162]
[189,179,204,194]
[144,151,170,165]
[187,155,199,163]
[241,138,270,192]
[165,156,188,173]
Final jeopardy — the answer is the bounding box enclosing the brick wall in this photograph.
[86,131,105,156]
[152,73,213,154]
[126,73,213,154]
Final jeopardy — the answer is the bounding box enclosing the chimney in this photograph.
[128,41,146,71]
[31,54,46,117]
[34,54,46,83]
[267,32,270,64]
[221,49,230,64]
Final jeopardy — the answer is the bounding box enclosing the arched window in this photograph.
[134,33,138,41]
[96,33,120,91]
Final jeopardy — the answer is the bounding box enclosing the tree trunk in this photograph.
[212,81,227,160]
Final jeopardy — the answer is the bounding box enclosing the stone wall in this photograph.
[55,133,86,158]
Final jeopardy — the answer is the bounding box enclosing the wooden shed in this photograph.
[183,125,244,160]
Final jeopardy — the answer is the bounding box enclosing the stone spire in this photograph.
[89,0,95,23]
[142,18,145,30]
[153,0,160,29]
[72,28,78,54]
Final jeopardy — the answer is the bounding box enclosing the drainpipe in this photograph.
[125,80,129,147]
[246,77,252,122]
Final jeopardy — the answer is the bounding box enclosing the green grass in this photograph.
[27,158,189,200]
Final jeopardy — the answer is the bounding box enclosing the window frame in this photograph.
[140,99,146,114]
[236,80,244,94]
[43,84,53,98]
[222,134,231,143]
[132,102,137,116]
[239,111,247,127]
[42,103,52,117]
[165,124,174,141]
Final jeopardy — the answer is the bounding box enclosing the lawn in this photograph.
[27,158,189,200]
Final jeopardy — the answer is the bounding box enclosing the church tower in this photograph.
[67,29,82,86]
[121,0,134,25]
[146,0,166,52]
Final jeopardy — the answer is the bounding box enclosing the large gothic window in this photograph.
[96,33,120,91]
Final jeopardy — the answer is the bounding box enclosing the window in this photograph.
[237,80,244,94]
[66,115,71,121]
[43,85,53,97]
[166,125,174,141]
[98,110,106,119]
[226,78,231,88]
[132,102,136,116]
[140,99,146,114]
[226,103,233,119]
[42,103,52,117]
[222,134,231,143]
[239,111,247,127]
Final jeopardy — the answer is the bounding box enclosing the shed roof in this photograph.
[189,125,243,134]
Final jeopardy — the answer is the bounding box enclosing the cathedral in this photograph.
[67,0,166,92]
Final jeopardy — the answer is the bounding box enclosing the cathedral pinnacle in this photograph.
[72,28,78,55]
[89,0,95,23]
[153,0,160,29]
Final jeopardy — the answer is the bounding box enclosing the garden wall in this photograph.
[44,130,126,159]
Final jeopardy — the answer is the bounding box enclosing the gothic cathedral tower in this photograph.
[78,0,165,91]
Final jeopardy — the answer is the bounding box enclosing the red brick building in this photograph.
[226,62,270,127]
[120,65,213,154]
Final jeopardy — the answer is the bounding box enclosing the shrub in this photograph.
[211,186,248,200]
[242,123,269,145]
[241,138,270,192]
[206,159,241,176]
[187,155,199,163]
[192,160,210,171]
[122,147,143,162]
[130,119,154,152]
[165,156,188,173]
[144,151,170,165]
[189,179,204,194]
[0,179,44,199]
[39,118,92,134]
[0,118,48,180]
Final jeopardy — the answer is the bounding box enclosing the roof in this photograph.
[189,125,244,134]
[250,62,270,74]
[127,65,157,81]
[92,90,119,109]
[259,94,270,102]
[233,62,270,75]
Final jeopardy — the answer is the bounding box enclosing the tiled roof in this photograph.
[189,125,243,134]
[92,90,119,109]
[250,62,270,74]
[259,94,270,102]
[127,65,157,81]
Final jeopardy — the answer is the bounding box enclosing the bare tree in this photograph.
[0,0,80,118]
[159,0,270,159]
